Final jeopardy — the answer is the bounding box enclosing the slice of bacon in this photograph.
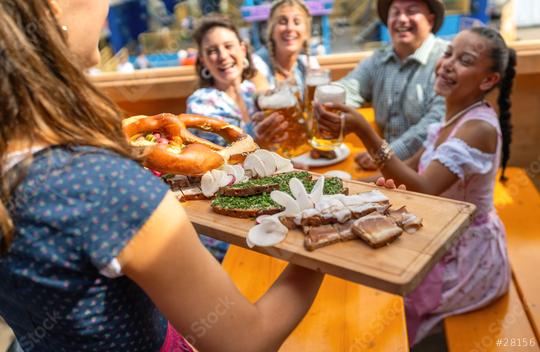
[303,225,341,251]
[352,214,403,248]
[387,206,423,233]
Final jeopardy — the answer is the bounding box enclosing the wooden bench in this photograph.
[222,245,409,351]
[445,167,540,351]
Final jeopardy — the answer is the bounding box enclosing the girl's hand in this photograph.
[355,151,377,170]
[375,177,406,190]
[313,102,369,137]
[251,111,289,149]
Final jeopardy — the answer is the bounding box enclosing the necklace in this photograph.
[442,100,485,128]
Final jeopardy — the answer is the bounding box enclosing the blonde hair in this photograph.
[0,1,139,254]
[265,0,312,74]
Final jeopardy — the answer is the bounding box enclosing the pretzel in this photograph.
[123,113,258,175]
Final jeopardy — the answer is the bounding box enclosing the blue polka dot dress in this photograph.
[0,146,190,351]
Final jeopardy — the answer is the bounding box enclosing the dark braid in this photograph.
[469,27,516,181]
[497,49,516,181]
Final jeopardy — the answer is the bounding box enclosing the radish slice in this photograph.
[209,169,230,188]
[201,171,218,197]
[256,214,273,224]
[270,191,300,215]
[276,163,294,173]
[254,149,278,175]
[289,178,313,210]
[244,153,267,177]
[309,176,325,204]
[252,154,268,177]
[246,216,288,248]
[232,164,247,183]
[271,153,293,173]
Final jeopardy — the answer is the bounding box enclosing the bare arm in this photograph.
[118,192,323,352]
[316,103,497,195]
[404,148,424,171]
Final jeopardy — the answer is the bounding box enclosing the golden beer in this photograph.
[304,69,331,124]
[258,88,310,157]
[311,84,346,151]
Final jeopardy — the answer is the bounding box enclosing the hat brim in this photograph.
[377,0,445,34]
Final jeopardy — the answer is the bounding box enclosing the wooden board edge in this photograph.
[397,205,475,295]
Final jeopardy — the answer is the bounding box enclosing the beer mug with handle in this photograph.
[311,84,346,151]
[257,83,310,157]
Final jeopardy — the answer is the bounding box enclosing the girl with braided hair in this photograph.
[315,27,516,346]
[249,0,319,148]
[251,0,319,93]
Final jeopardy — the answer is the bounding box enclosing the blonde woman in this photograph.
[252,0,319,93]
[250,0,320,147]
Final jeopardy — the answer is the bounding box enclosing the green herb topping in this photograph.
[212,172,344,210]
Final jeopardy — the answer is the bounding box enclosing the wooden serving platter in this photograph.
[182,178,476,295]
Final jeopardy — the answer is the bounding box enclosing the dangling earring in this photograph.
[61,25,68,32]
[243,57,250,69]
[201,68,212,80]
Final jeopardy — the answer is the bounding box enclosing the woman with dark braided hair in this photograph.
[0,1,324,351]
[315,27,516,346]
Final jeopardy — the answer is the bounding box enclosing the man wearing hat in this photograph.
[335,0,447,168]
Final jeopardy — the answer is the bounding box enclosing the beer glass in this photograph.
[257,85,310,157]
[304,68,330,116]
[310,84,346,151]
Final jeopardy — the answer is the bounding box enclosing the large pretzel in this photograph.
[123,113,258,175]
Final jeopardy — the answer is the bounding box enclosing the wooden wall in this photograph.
[92,41,540,168]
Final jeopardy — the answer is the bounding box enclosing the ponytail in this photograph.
[469,27,516,181]
[497,48,516,181]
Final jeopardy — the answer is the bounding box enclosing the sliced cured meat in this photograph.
[351,214,403,248]
[388,206,423,233]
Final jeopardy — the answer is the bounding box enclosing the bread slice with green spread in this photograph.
[211,171,347,218]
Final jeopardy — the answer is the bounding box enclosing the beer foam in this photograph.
[314,84,346,104]
[306,74,330,87]
[258,89,296,109]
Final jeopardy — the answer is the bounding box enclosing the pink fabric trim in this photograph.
[160,323,194,352]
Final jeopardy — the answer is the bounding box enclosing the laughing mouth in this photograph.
[218,63,236,72]
[437,72,456,86]
[394,26,414,34]
[281,34,298,42]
